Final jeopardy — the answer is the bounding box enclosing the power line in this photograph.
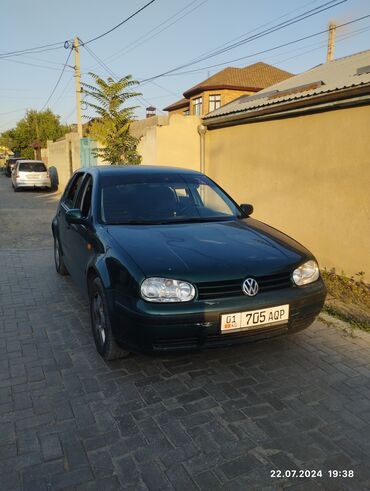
[0,108,26,116]
[13,53,71,67]
[53,75,75,106]
[177,0,345,68]
[244,23,370,68]
[183,0,323,65]
[82,43,119,80]
[0,1,156,59]
[143,13,370,81]
[0,56,75,73]
[193,14,370,72]
[0,0,157,59]
[148,80,181,98]
[41,48,73,111]
[95,0,323,73]
[140,0,346,83]
[266,24,370,65]
[87,0,322,95]
[0,46,65,60]
[1,3,158,129]
[0,114,25,130]
[0,41,65,59]
[83,0,157,45]
[96,0,207,66]
[62,106,77,124]
[82,43,164,112]
[88,44,180,98]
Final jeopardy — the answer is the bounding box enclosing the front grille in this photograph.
[152,324,289,351]
[196,272,292,300]
[152,337,199,350]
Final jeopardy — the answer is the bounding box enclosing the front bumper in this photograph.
[112,278,326,352]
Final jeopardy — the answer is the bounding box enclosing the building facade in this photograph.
[163,62,293,117]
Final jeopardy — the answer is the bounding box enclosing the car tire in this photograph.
[54,236,69,276]
[89,277,130,361]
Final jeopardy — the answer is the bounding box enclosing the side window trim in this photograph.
[76,174,93,218]
[62,172,85,209]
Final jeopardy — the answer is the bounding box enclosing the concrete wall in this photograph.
[131,114,202,171]
[205,105,370,279]
[41,132,81,191]
[130,115,169,139]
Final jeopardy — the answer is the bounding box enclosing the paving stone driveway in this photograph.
[0,174,369,491]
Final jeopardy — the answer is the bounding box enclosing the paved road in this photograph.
[0,172,370,491]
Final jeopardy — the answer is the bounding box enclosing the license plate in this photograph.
[26,173,43,179]
[221,304,289,333]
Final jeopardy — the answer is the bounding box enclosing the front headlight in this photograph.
[293,260,320,286]
[141,277,196,303]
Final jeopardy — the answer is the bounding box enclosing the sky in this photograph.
[1,0,369,131]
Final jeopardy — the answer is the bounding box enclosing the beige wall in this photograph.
[41,132,81,191]
[156,114,202,170]
[132,114,202,171]
[205,105,370,279]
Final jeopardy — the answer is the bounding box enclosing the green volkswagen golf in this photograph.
[52,166,326,360]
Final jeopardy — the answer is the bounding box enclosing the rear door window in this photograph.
[19,162,47,172]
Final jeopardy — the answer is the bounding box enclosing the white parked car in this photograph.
[12,160,51,191]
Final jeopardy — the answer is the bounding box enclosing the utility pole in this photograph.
[73,37,83,138]
[197,124,207,178]
[326,22,336,62]
[35,116,42,160]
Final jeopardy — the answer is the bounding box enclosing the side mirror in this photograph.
[240,203,254,217]
[65,209,86,225]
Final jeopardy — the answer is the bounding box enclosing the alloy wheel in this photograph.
[54,239,60,269]
[92,292,106,346]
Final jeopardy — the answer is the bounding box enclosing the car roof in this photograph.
[17,160,45,164]
[78,165,202,177]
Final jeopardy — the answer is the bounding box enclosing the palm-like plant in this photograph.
[82,72,142,164]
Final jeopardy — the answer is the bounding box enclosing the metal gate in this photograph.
[80,137,98,167]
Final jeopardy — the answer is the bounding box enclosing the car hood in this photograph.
[106,218,311,282]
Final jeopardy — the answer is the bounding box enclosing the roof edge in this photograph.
[163,100,189,111]
[183,84,262,98]
[203,84,370,127]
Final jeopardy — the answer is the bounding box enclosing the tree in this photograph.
[0,109,70,159]
[82,72,142,165]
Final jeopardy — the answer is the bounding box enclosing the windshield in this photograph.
[100,173,241,224]
[19,162,47,172]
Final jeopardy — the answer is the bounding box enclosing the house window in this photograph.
[193,97,203,116]
[183,109,190,116]
[209,94,221,112]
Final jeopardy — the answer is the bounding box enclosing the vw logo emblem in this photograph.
[242,278,259,296]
